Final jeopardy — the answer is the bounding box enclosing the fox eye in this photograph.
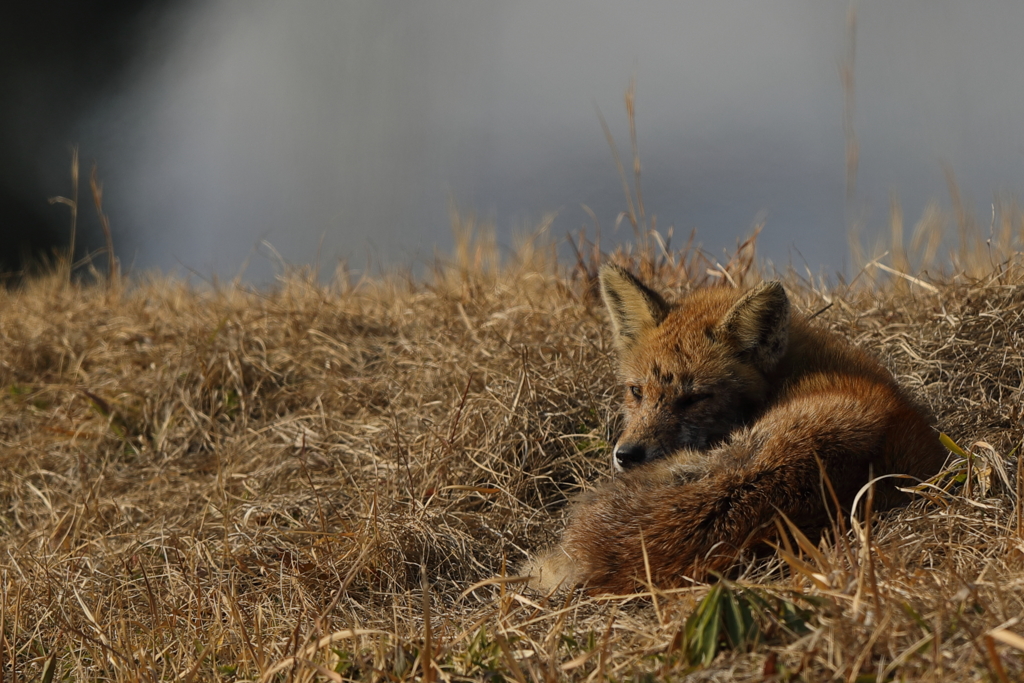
[675,393,711,410]
[629,385,643,400]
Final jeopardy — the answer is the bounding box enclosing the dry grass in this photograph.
[2,204,1024,683]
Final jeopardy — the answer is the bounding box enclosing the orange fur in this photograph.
[528,266,946,594]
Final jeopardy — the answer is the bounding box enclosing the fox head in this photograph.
[599,264,791,471]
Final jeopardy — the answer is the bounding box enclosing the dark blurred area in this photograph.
[3,2,1022,282]
[0,1,176,276]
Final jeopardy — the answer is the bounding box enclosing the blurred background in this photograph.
[4,0,1024,281]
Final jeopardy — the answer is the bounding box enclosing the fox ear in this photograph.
[715,281,790,370]
[599,264,669,348]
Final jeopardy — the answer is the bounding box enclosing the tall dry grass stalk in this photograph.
[47,146,79,282]
[89,163,120,288]
[45,153,124,290]
[850,180,1024,290]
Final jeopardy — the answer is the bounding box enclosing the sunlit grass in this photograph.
[1,195,1023,681]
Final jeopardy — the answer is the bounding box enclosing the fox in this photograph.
[528,264,947,594]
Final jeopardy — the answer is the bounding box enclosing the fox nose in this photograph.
[613,443,647,470]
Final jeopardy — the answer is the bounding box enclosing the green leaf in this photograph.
[40,653,57,683]
[686,584,724,665]
[722,588,760,650]
[939,433,970,459]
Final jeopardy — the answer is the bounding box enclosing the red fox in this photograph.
[529,265,946,594]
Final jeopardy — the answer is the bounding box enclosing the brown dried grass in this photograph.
[1,205,1023,682]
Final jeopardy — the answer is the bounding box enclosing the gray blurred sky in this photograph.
[78,0,1024,280]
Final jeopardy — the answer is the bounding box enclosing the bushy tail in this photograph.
[553,460,824,594]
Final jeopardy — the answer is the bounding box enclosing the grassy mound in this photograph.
[2,218,1023,681]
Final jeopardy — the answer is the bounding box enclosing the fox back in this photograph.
[528,265,946,593]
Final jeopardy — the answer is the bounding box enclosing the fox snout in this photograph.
[612,432,701,472]
[612,442,648,471]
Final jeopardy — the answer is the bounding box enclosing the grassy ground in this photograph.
[1,212,1024,682]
